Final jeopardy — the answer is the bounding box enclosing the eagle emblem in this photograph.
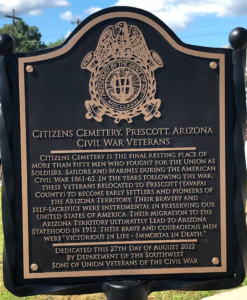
[81,22,163,123]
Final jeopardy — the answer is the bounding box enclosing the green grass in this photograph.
[155,276,247,300]
[0,186,246,299]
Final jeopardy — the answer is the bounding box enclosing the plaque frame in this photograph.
[18,11,227,280]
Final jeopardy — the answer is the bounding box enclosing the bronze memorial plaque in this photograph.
[1,6,246,297]
[20,16,226,279]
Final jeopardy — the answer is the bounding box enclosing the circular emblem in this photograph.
[98,60,148,111]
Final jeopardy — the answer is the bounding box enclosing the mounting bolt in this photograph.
[210,62,217,69]
[212,257,220,265]
[30,263,38,271]
[26,65,34,73]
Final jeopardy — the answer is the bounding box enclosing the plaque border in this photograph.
[18,11,226,279]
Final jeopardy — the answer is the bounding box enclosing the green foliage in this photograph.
[47,38,65,49]
[0,20,46,53]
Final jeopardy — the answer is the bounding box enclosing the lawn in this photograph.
[0,187,246,299]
